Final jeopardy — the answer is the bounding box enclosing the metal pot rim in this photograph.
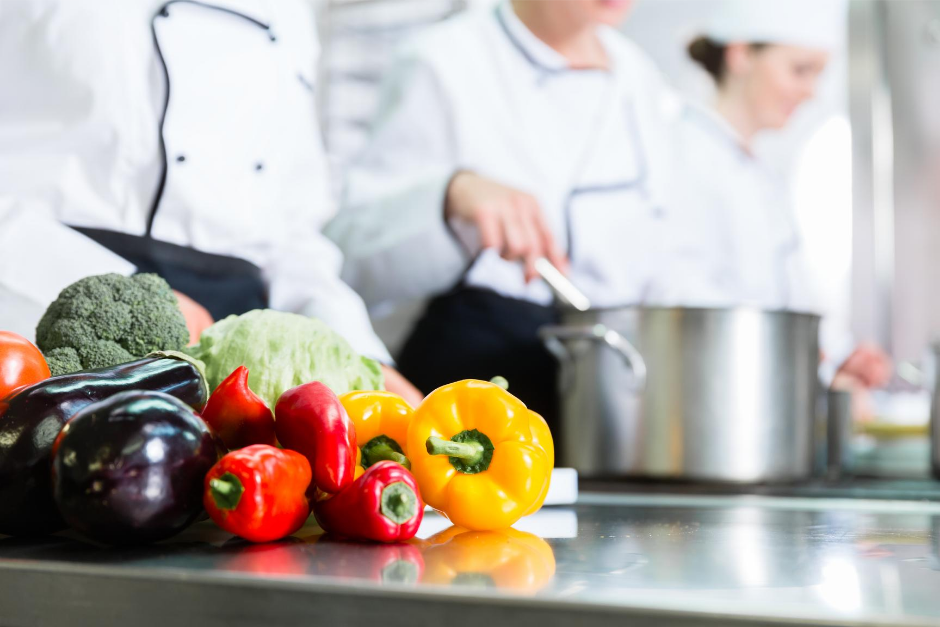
[558,304,822,321]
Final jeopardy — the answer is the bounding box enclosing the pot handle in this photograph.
[539,324,647,391]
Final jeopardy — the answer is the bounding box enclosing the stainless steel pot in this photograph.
[540,307,821,483]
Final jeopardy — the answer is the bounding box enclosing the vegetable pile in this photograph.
[0,273,555,571]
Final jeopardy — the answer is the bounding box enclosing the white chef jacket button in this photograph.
[176,154,186,163]
[268,32,277,42]
[159,6,169,18]
[255,162,264,172]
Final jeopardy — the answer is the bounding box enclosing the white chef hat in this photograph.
[702,0,847,51]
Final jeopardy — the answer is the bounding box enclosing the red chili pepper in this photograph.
[314,461,424,543]
[274,381,357,494]
[204,444,312,543]
[201,366,276,450]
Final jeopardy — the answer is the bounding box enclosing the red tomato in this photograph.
[0,331,51,400]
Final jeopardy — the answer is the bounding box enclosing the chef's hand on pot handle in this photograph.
[380,365,424,408]
[173,290,214,346]
[445,171,568,281]
[833,342,892,390]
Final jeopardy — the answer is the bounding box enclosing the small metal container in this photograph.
[827,389,854,480]
[931,345,940,480]
[541,307,821,483]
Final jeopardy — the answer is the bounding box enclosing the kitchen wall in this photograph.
[851,0,940,365]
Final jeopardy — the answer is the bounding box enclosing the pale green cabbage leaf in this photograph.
[184,309,384,409]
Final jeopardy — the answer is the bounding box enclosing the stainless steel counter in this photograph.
[1,492,939,627]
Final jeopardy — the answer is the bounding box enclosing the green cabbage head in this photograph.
[184,309,384,409]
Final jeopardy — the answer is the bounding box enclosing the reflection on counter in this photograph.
[422,527,556,594]
[301,535,425,585]
[933,516,940,572]
[1,499,939,623]
[0,517,559,593]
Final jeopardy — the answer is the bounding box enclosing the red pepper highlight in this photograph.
[275,381,357,494]
[314,461,424,543]
[204,444,312,543]
[219,538,311,576]
[201,366,276,450]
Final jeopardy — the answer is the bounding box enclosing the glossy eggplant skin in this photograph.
[0,355,207,537]
[52,391,219,545]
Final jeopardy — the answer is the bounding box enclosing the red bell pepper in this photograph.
[201,366,276,450]
[314,461,424,543]
[204,444,312,543]
[274,381,357,494]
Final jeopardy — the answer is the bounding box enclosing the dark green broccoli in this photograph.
[36,273,189,376]
[42,347,83,376]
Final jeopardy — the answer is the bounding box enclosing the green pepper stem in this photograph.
[426,436,484,464]
[364,442,412,470]
[489,376,509,391]
[209,472,244,511]
[380,482,418,524]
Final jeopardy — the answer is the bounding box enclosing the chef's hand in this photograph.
[833,342,892,390]
[173,290,214,346]
[380,365,424,408]
[445,171,568,281]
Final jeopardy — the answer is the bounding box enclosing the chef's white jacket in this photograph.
[0,0,391,363]
[672,103,854,375]
[328,1,691,311]
[672,104,816,311]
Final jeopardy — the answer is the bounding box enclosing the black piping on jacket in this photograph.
[147,0,273,237]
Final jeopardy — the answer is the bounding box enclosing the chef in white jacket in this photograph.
[329,0,683,425]
[0,0,420,402]
[675,0,890,389]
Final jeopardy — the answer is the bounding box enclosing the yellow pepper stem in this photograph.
[426,429,495,474]
[426,436,484,463]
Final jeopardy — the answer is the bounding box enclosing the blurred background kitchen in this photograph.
[2,0,940,481]
[317,0,940,479]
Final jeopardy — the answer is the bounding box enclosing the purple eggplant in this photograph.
[52,391,219,545]
[0,352,208,537]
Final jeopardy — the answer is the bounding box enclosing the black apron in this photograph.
[397,287,560,433]
[72,227,267,321]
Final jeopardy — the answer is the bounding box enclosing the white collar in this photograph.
[495,1,617,76]
[496,1,569,72]
[687,101,754,159]
[157,0,273,30]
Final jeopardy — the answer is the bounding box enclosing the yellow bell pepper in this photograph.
[407,379,552,530]
[422,526,556,593]
[340,391,414,470]
[354,448,364,480]
[522,410,554,516]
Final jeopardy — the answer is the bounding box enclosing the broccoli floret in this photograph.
[43,347,83,377]
[36,273,189,375]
